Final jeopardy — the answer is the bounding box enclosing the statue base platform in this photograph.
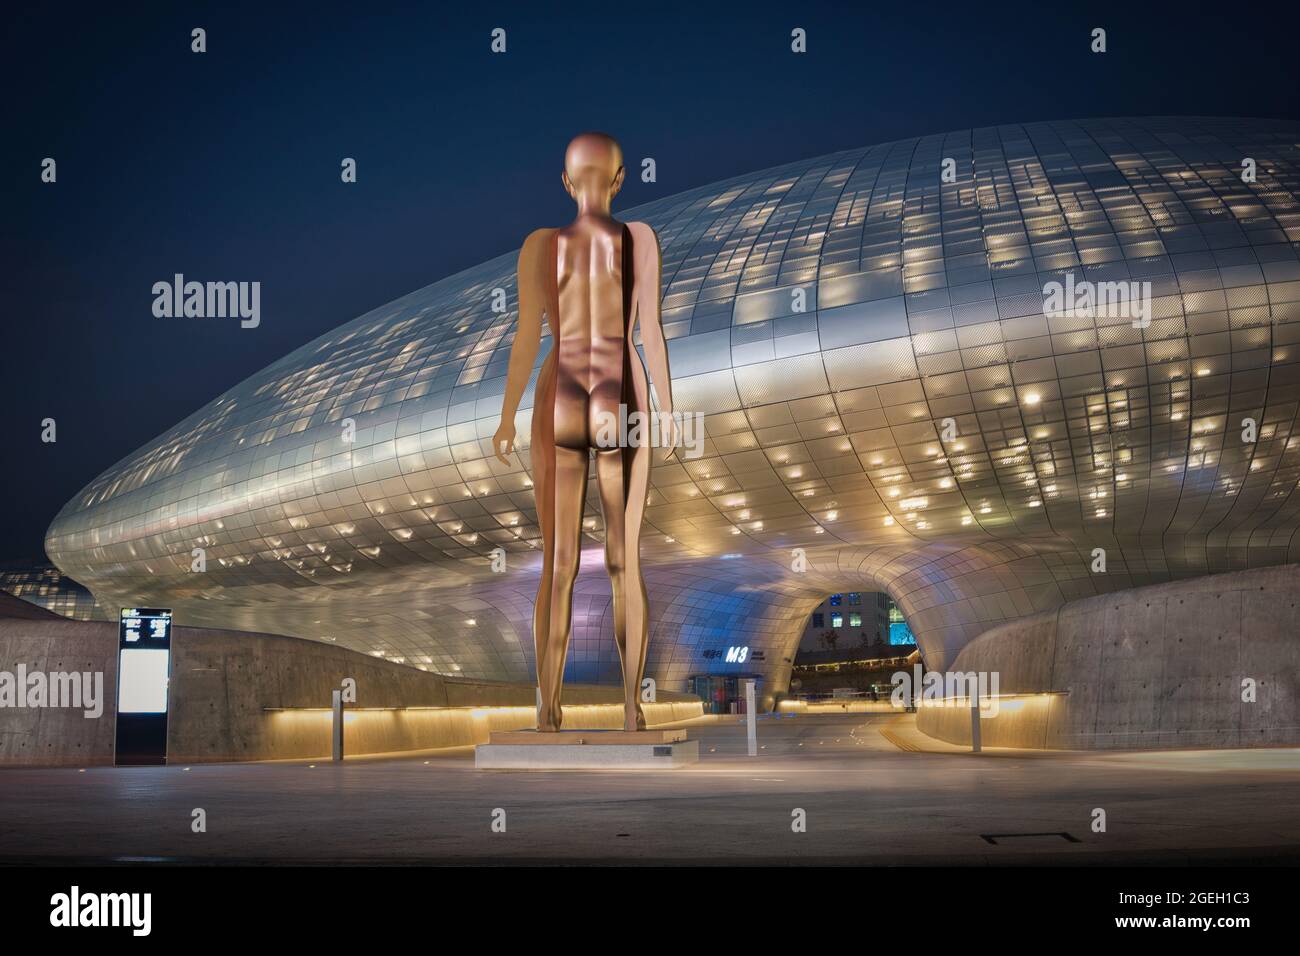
[475,729,699,770]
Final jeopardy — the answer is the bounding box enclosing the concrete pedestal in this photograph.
[475,729,699,769]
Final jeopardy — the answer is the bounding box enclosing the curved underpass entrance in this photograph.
[786,590,920,709]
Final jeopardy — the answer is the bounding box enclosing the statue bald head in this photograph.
[563,132,624,208]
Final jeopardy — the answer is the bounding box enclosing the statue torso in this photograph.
[554,215,627,392]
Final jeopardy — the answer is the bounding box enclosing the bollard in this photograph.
[332,688,344,762]
[745,680,757,757]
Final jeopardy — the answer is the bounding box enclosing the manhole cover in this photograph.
[980,832,1081,846]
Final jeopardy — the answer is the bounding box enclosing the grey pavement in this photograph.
[2,714,1298,866]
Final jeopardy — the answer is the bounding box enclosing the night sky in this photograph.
[3,1,1297,560]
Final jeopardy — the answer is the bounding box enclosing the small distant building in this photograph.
[799,591,913,654]
[0,561,109,622]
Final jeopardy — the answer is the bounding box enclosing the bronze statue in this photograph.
[493,132,674,733]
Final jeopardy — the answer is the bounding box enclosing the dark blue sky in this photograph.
[3,1,1297,558]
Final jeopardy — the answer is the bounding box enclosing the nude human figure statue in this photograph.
[492,132,675,733]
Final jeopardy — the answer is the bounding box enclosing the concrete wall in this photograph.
[916,565,1300,750]
[915,694,1069,749]
[0,617,701,766]
[0,617,118,765]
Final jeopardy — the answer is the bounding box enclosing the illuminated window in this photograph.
[849,613,862,627]
[848,592,861,605]
[829,593,843,606]
[831,613,843,628]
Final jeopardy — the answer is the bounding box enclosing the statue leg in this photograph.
[532,539,553,725]
[539,444,588,730]
[595,441,650,732]
[625,437,651,730]
[530,357,556,729]
[594,449,631,727]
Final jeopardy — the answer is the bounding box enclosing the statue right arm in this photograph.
[494,228,552,464]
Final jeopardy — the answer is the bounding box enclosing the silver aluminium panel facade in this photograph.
[46,117,1300,692]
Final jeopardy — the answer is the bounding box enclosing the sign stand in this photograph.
[331,689,344,761]
[745,679,757,756]
[113,608,173,766]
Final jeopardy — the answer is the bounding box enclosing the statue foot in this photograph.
[538,704,563,733]
[624,703,647,733]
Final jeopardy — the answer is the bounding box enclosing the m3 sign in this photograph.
[703,645,760,664]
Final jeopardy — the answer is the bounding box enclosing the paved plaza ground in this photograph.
[3,714,1298,865]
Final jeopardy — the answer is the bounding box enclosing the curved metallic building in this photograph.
[46,116,1300,696]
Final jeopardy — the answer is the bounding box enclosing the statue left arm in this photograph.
[628,221,672,416]
[493,227,552,464]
